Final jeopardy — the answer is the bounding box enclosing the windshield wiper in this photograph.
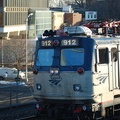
[52,56,60,58]
[66,60,73,69]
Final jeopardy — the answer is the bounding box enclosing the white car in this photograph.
[0,67,18,80]
[19,71,25,79]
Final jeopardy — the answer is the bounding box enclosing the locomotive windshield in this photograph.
[36,49,54,66]
[61,48,84,66]
[35,48,84,67]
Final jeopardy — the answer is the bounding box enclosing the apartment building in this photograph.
[0,0,49,38]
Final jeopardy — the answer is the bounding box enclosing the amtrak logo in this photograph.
[96,76,108,83]
[49,80,61,86]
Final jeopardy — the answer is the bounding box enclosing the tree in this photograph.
[75,0,84,7]
[74,0,95,8]
[1,39,34,70]
[89,0,120,20]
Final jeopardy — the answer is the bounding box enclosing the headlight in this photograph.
[82,106,87,111]
[36,84,41,90]
[36,104,39,109]
[50,70,54,74]
[50,68,59,75]
[54,69,59,74]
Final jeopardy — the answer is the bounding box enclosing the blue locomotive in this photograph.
[33,26,120,120]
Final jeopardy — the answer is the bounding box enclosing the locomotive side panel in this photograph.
[92,38,120,117]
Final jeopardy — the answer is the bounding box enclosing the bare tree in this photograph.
[74,0,95,8]
[75,0,84,7]
[3,39,26,70]
[105,0,120,19]
[1,39,35,70]
[89,0,120,20]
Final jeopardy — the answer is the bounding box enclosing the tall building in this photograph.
[28,8,52,39]
[0,0,49,38]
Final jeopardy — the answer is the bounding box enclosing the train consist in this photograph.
[32,26,120,120]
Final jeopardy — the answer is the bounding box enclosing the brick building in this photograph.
[64,13,82,26]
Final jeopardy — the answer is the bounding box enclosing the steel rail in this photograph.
[0,96,33,104]
[15,115,36,120]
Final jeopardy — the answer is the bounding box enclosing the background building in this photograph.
[28,8,82,39]
[0,0,83,68]
[52,12,64,30]
[64,13,82,26]
[28,8,52,39]
[0,0,49,38]
[28,9,65,39]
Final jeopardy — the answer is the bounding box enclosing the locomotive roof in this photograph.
[39,34,120,45]
[92,35,120,45]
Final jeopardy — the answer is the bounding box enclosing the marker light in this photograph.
[53,40,59,46]
[77,67,84,74]
[33,67,38,74]
[74,107,82,113]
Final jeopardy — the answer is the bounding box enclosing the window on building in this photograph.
[88,14,90,18]
[94,14,97,19]
[91,14,93,19]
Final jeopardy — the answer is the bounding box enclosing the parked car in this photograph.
[0,67,18,80]
[0,67,26,80]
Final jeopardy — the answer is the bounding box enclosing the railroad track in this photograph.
[0,102,36,120]
[16,114,120,120]
[15,115,36,120]
[0,84,35,108]
[0,95,35,109]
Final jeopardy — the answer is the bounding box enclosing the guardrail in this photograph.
[0,83,34,109]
